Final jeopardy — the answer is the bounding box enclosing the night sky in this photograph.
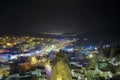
[0,0,120,36]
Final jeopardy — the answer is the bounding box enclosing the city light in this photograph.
[0,35,119,80]
[89,54,93,58]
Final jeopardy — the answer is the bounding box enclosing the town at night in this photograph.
[0,33,120,80]
[0,0,120,80]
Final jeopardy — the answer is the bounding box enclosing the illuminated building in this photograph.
[29,56,38,65]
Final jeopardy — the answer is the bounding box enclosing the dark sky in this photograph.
[0,0,120,35]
